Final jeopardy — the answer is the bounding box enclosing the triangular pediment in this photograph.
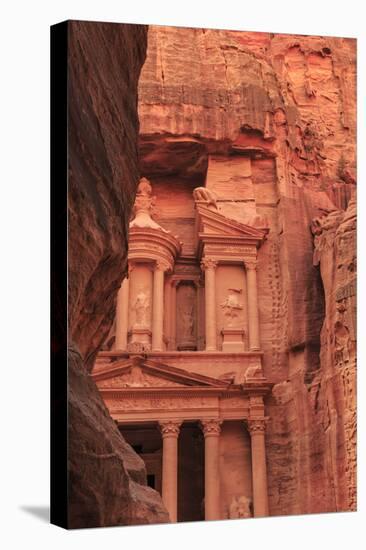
[92,355,228,389]
[196,204,267,240]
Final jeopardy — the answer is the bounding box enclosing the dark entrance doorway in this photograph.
[178,422,204,522]
[119,423,162,495]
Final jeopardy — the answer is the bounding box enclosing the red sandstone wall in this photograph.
[67,21,169,528]
[138,26,357,515]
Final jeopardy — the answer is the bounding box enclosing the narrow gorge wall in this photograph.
[67,21,169,528]
[138,26,357,515]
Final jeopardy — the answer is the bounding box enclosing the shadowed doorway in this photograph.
[119,423,162,494]
[178,422,204,522]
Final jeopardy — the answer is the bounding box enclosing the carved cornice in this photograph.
[246,417,269,435]
[100,388,226,399]
[128,226,182,270]
[200,418,223,436]
[97,350,264,361]
[159,420,182,437]
[200,258,218,271]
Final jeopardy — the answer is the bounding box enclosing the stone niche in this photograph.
[128,262,153,351]
[216,264,248,351]
[176,281,197,351]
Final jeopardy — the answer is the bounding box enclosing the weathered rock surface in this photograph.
[68,345,169,528]
[311,196,356,510]
[69,21,147,371]
[67,21,169,528]
[138,26,357,515]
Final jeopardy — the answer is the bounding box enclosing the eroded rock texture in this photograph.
[67,21,169,528]
[311,197,356,511]
[69,21,147,371]
[138,27,356,515]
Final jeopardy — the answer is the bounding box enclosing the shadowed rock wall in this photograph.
[67,21,169,528]
[138,26,357,515]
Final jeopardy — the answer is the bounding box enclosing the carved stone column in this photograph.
[159,420,182,522]
[152,260,168,352]
[194,280,202,350]
[200,419,222,521]
[245,259,260,351]
[170,280,178,350]
[201,258,218,351]
[164,276,172,350]
[246,418,269,517]
[115,274,130,351]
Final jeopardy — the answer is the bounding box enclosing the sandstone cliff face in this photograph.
[310,197,356,511]
[67,21,169,528]
[69,21,147,371]
[138,26,356,515]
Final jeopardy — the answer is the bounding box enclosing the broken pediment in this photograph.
[196,203,268,240]
[194,201,268,258]
[92,355,228,390]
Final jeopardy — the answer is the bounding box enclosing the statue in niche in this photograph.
[221,289,243,328]
[228,496,253,519]
[181,304,195,338]
[133,289,150,327]
[177,284,196,349]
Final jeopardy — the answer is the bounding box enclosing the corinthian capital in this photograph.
[159,420,182,437]
[155,259,170,273]
[200,419,222,436]
[246,418,268,435]
[244,259,257,271]
[200,258,218,271]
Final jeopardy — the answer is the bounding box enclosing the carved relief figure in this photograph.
[221,289,243,327]
[244,365,262,380]
[193,186,217,209]
[228,495,252,519]
[334,321,350,366]
[181,304,195,338]
[177,283,196,349]
[133,289,150,327]
[127,365,149,387]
